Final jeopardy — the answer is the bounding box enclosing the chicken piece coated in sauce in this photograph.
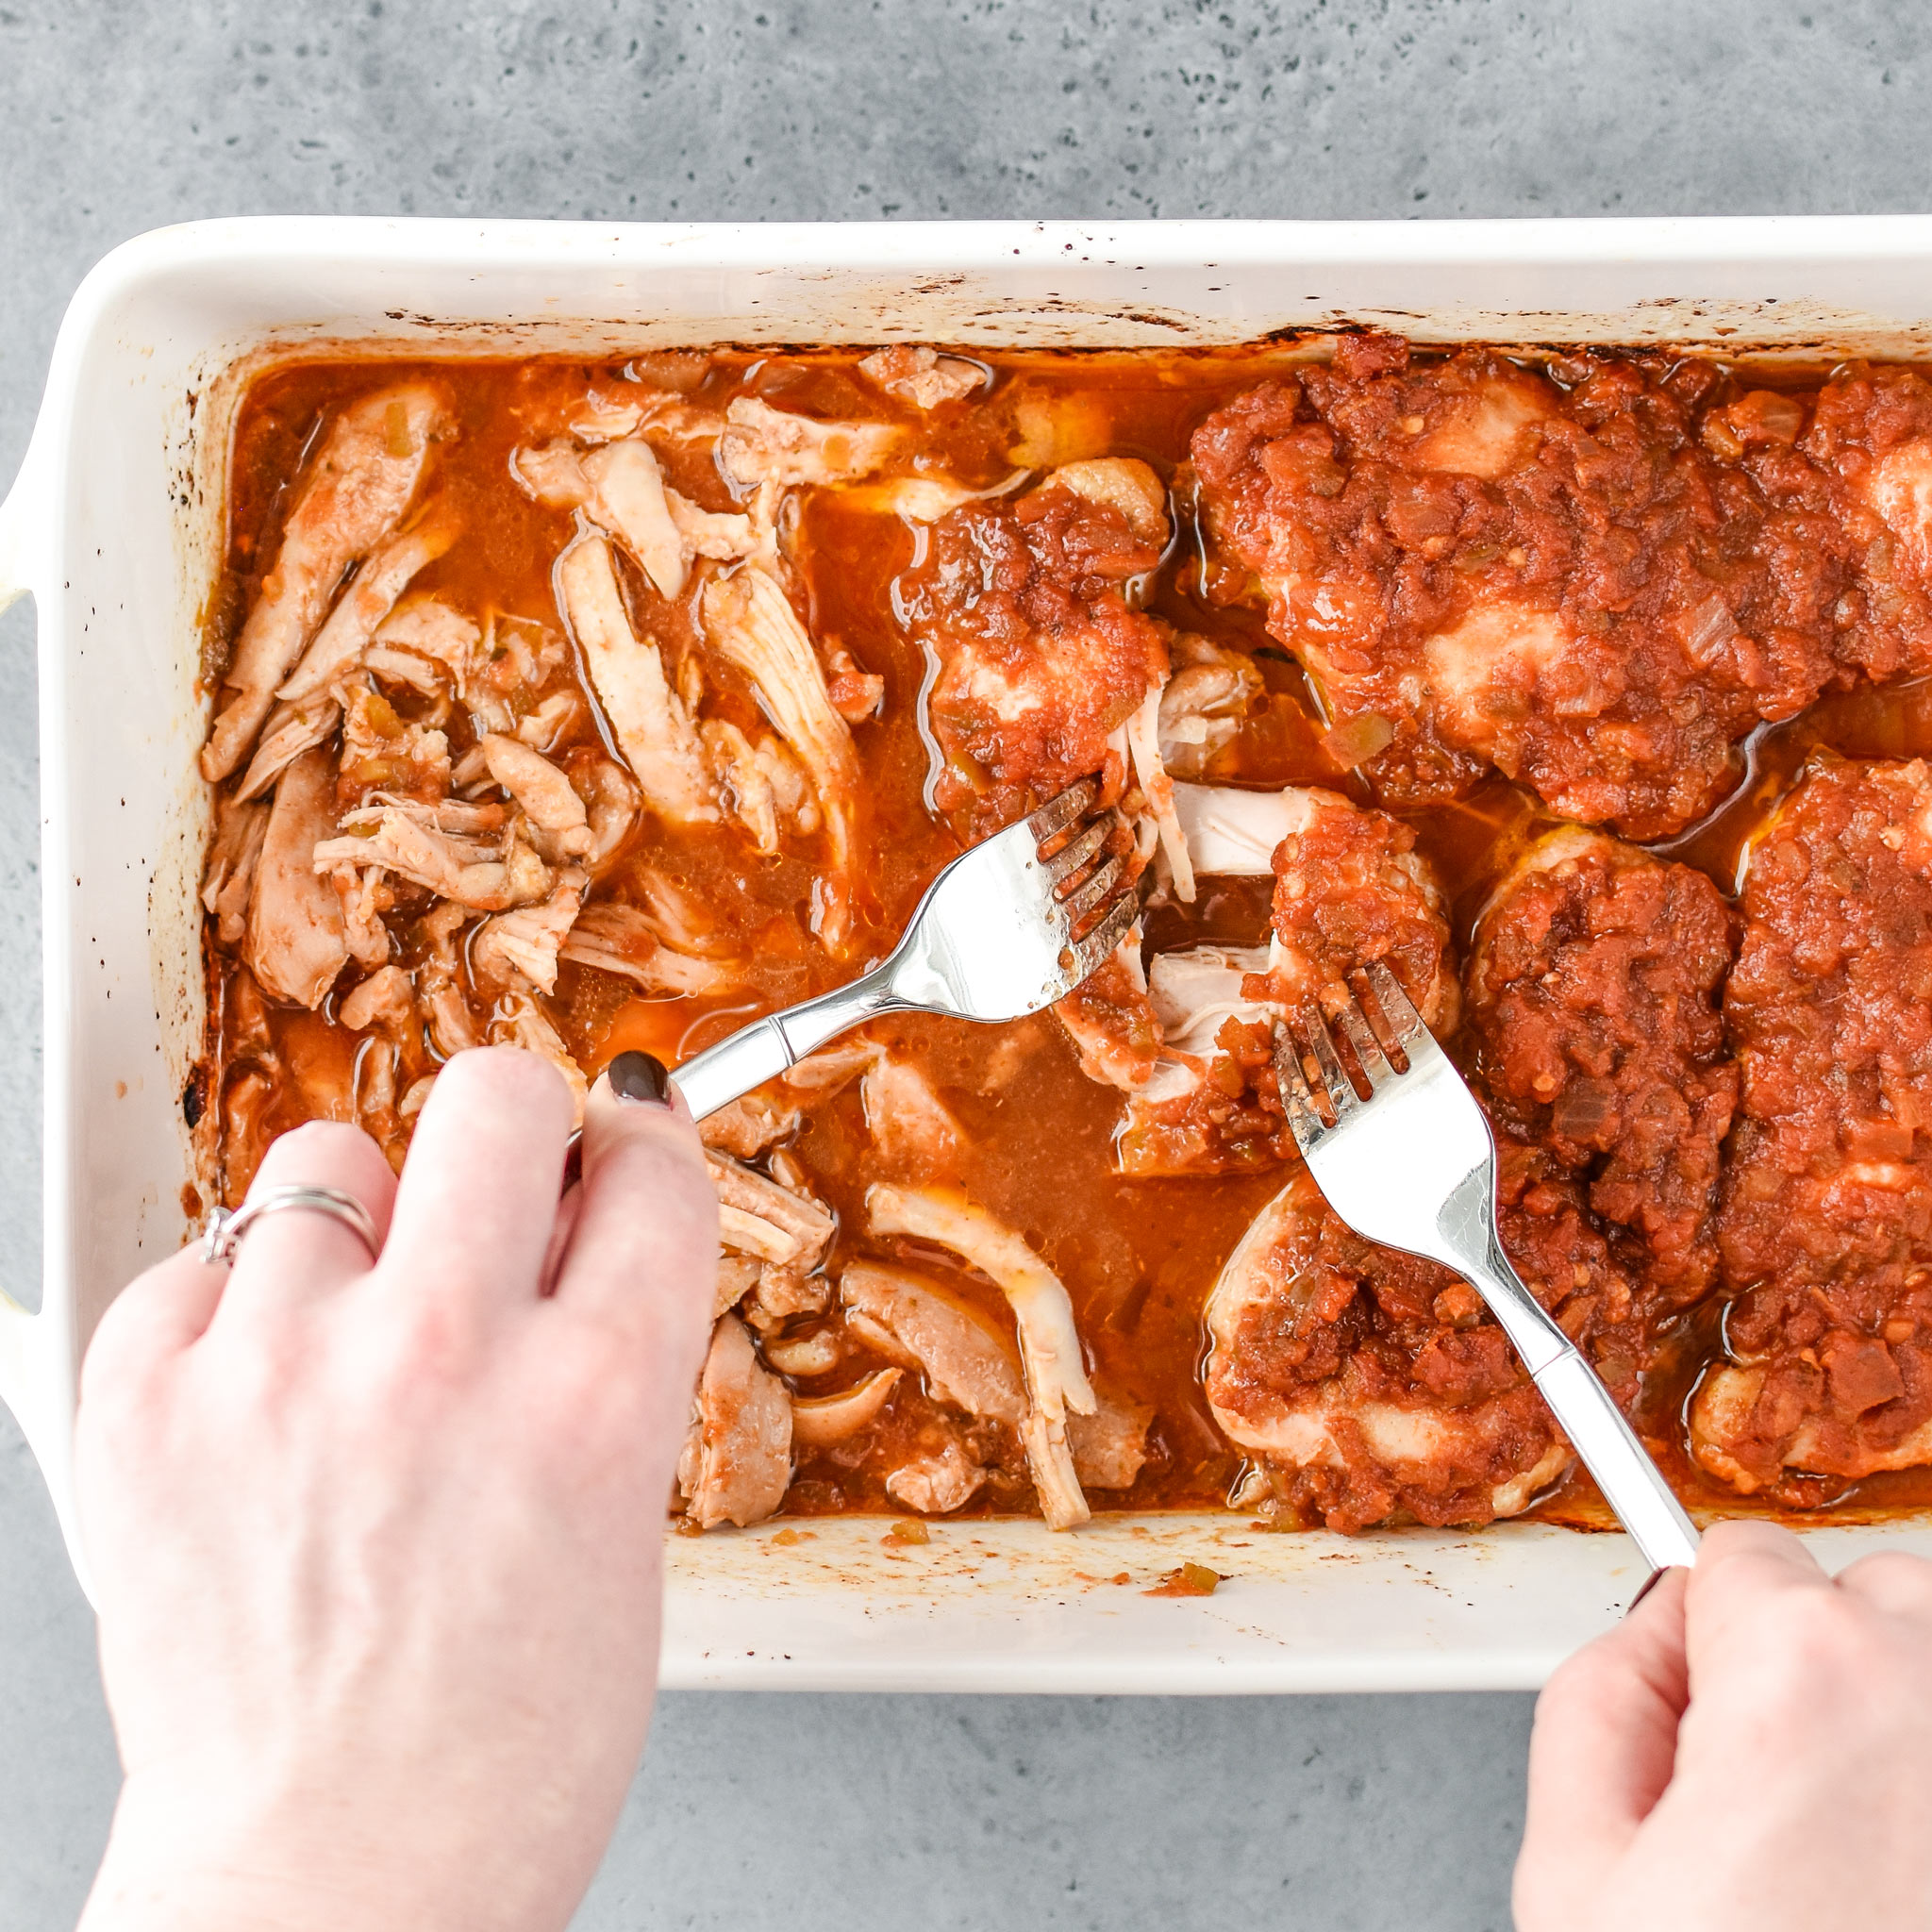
[1118,784,1453,1179]
[1191,336,1846,839]
[1205,1150,1643,1533]
[1468,826,1739,1310]
[898,460,1172,835]
[1771,363,1932,686]
[1694,756,1932,1499]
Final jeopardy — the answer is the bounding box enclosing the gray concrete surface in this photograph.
[1,1,1928,1924]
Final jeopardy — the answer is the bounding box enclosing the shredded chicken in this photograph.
[314,807,550,913]
[234,693,342,805]
[339,962,414,1034]
[479,735,593,858]
[202,795,268,949]
[471,866,589,993]
[1067,1397,1153,1491]
[564,385,724,448]
[1146,944,1277,1058]
[1158,635,1264,779]
[700,1091,804,1161]
[1171,782,1313,876]
[839,1262,1028,1429]
[865,1185,1095,1529]
[338,683,452,802]
[277,517,459,707]
[366,596,480,694]
[487,991,587,1122]
[416,901,479,1056]
[516,435,725,599]
[204,384,446,782]
[790,1368,902,1448]
[678,1314,792,1530]
[557,899,746,997]
[886,1437,986,1514]
[555,533,718,827]
[858,346,985,410]
[245,747,347,1008]
[465,615,564,738]
[709,1152,835,1272]
[1125,684,1193,902]
[701,568,861,936]
[701,718,818,856]
[762,1327,842,1377]
[860,1054,963,1174]
[569,756,641,872]
[717,395,905,489]
[327,859,390,969]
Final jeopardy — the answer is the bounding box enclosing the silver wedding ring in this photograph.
[199,1184,382,1268]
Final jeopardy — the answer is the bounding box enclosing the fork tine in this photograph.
[1066,889,1139,977]
[1298,1002,1362,1119]
[1027,776,1100,844]
[1061,852,1126,923]
[1361,959,1425,1047]
[1329,988,1396,1091]
[1361,959,1453,1077]
[1042,816,1111,887]
[1271,1024,1328,1152]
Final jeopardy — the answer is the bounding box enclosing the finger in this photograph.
[210,1119,398,1322]
[553,1054,717,1357]
[1836,1548,1932,1622]
[379,1046,574,1313]
[1682,1518,1828,1674]
[80,1243,232,1399]
[539,1182,585,1300]
[1517,1566,1690,1924]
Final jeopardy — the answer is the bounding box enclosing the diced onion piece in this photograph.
[1319,712,1396,770]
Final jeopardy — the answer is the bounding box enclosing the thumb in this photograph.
[554,1051,718,1365]
[1514,1568,1690,1931]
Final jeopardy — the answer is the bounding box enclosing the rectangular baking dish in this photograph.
[7,214,1932,1692]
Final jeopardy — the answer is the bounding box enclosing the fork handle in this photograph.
[1460,1242,1701,1574]
[1529,1349,1702,1573]
[670,962,906,1120]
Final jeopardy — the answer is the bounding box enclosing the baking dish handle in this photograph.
[0,449,59,1461]
[0,437,44,617]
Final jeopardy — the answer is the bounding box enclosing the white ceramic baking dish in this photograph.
[7,215,1932,1692]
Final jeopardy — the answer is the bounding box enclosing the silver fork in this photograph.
[670,777,1141,1121]
[1276,960,1700,1575]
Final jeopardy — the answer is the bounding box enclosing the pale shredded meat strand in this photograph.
[838,1261,1027,1429]
[244,747,348,1008]
[717,395,905,488]
[479,735,592,856]
[701,567,861,929]
[679,1314,792,1530]
[865,1184,1095,1529]
[555,532,718,827]
[313,808,550,913]
[204,384,445,782]
[471,866,589,993]
[790,1368,902,1448]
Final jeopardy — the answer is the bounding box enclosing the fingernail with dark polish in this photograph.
[608,1050,672,1106]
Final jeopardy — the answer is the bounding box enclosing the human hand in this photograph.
[1515,1519,1932,1932]
[74,1046,716,1932]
